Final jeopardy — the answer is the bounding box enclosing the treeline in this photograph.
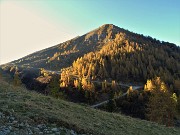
[45,74,180,127]
[103,77,180,127]
[62,33,180,95]
[1,66,180,127]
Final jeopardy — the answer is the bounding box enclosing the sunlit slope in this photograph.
[7,24,180,84]
[10,24,123,70]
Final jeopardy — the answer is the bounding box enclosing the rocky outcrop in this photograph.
[0,111,82,135]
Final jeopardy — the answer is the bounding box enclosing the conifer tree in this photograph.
[146,77,176,126]
[107,90,116,112]
[111,80,117,91]
[47,76,60,98]
[177,96,180,114]
[74,79,79,88]
[13,72,22,87]
[0,72,2,81]
[127,86,133,96]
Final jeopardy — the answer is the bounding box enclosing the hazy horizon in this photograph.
[0,0,180,65]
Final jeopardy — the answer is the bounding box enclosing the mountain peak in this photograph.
[100,24,115,27]
[100,24,120,29]
[84,24,121,42]
[99,24,119,30]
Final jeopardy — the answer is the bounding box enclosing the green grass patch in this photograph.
[0,80,179,135]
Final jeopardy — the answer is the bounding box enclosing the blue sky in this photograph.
[0,0,180,64]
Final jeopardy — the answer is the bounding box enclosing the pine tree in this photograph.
[144,79,154,91]
[81,78,88,90]
[47,76,60,98]
[102,82,105,91]
[74,79,79,88]
[107,90,116,112]
[174,80,180,95]
[0,71,2,81]
[111,80,117,91]
[127,86,133,96]
[13,72,22,87]
[177,96,180,114]
[104,80,107,91]
[146,77,176,126]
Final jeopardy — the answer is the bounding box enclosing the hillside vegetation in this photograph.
[10,24,123,69]
[5,24,180,91]
[59,25,180,93]
[0,79,180,135]
[1,24,180,132]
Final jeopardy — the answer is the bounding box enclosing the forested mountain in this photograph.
[58,24,180,92]
[1,24,180,127]
[9,24,179,73]
[68,34,180,84]
[10,24,129,70]
[3,24,180,92]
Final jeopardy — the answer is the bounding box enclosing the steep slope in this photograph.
[58,25,180,90]
[66,33,180,83]
[3,24,180,92]
[0,80,180,135]
[10,24,125,70]
[10,24,170,70]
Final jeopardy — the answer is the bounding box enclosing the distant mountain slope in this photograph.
[6,24,180,87]
[11,24,127,70]
[10,24,175,70]
[66,31,180,83]
[0,80,180,135]
[55,25,180,88]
